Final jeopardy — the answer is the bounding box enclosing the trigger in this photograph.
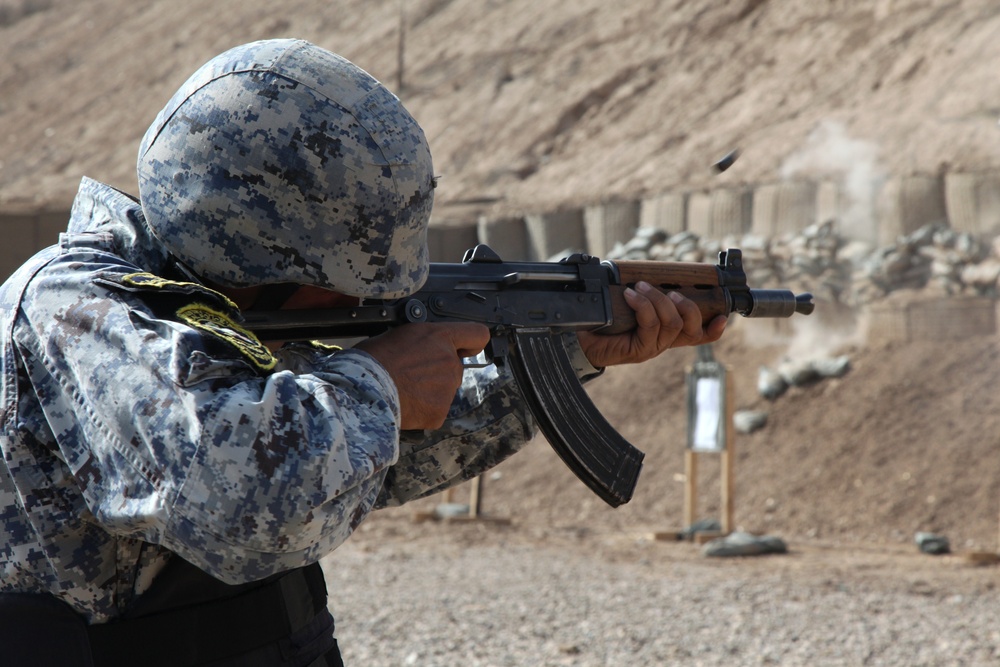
[462,335,510,369]
[486,335,509,367]
[461,354,492,369]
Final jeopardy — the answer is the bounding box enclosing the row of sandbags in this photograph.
[605,220,1000,308]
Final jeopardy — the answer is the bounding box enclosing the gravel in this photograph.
[320,520,1000,667]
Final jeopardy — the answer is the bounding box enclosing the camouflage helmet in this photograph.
[137,39,434,298]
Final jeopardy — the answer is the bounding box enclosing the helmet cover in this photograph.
[137,39,434,298]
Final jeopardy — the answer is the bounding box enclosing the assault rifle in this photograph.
[244,245,813,508]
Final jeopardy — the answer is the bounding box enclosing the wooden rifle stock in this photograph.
[604,250,814,333]
[604,261,731,334]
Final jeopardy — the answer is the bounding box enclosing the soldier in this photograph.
[0,39,725,666]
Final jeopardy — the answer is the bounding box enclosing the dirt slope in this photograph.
[395,323,1000,552]
[2,0,1000,551]
[3,0,1000,214]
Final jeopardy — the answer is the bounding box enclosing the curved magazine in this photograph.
[508,330,644,507]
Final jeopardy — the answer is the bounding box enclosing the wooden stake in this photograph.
[683,449,697,529]
[721,370,735,534]
[469,476,482,519]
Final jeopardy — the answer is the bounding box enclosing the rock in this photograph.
[961,259,1000,289]
[667,230,700,246]
[915,532,951,555]
[777,359,821,387]
[609,226,669,259]
[812,355,851,378]
[839,240,874,264]
[702,531,789,557]
[434,503,471,519]
[740,234,770,252]
[633,226,669,244]
[734,409,768,434]
[681,518,721,538]
[757,365,789,399]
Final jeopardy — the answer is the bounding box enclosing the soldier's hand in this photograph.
[356,322,490,430]
[577,281,727,368]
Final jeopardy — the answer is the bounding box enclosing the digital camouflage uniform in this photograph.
[0,176,539,624]
[0,41,600,639]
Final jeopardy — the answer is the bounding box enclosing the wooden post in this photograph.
[720,371,735,534]
[469,477,482,519]
[684,449,697,529]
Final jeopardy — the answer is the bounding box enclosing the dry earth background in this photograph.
[4,1,1000,665]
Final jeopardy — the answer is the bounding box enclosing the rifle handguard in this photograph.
[602,249,814,333]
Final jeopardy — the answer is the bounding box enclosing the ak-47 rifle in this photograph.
[243,245,814,508]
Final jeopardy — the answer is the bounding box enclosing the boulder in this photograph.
[702,531,789,557]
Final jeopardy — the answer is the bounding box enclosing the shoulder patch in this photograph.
[94,272,239,311]
[122,272,194,290]
[177,303,277,371]
[121,272,240,311]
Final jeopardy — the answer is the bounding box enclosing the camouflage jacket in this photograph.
[0,178,593,623]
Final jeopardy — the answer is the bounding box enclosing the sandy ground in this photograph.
[321,509,1000,666]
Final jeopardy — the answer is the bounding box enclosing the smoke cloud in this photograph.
[780,120,886,245]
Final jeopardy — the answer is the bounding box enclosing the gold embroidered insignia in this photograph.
[307,340,343,353]
[176,304,277,371]
[122,273,239,311]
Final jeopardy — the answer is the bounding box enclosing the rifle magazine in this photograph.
[509,330,644,507]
